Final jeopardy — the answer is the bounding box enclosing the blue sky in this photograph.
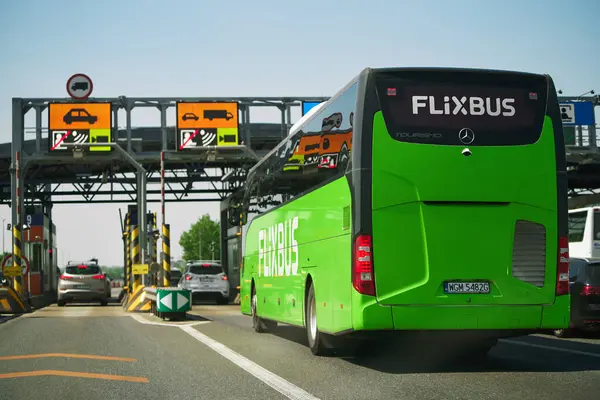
[0,0,598,265]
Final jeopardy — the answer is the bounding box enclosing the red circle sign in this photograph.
[1,253,30,276]
[66,73,94,100]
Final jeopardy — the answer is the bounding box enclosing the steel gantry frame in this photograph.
[17,165,249,204]
[7,93,599,294]
[8,95,329,292]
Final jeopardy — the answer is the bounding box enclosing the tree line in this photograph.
[178,213,220,261]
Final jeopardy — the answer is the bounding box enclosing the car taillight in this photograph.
[556,236,569,296]
[185,275,192,281]
[92,274,105,280]
[60,274,72,280]
[581,285,600,296]
[221,275,228,281]
[352,234,375,296]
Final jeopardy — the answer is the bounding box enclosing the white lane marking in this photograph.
[26,306,95,318]
[188,308,241,316]
[180,325,321,400]
[129,314,210,327]
[500,339,600,359]
[529,333,600,346]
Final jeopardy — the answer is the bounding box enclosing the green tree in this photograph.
[179,214,220,261]
[101,267,123,280]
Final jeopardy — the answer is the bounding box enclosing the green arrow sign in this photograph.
[156,289,192,312]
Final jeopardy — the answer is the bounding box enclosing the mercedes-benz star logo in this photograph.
[458,128,475,144]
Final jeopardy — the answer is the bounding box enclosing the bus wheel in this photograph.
[251,285,272,333]
[306,283,329,356]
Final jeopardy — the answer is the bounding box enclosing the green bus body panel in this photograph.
[240,113,570,333]
[371,112,560,309]
[239,177,354,333]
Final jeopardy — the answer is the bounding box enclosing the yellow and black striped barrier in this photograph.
[0,286,29,314]
[12,226,23,296]
[151,212,158,285]
[122,223,139,310]
[123,224,152,313]
[162,223,171,287]
[125,212,131,292]
[120,212,131,305]
[131,225,142,293]
[124,284,152,313]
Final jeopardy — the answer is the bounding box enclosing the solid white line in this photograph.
[179,325,321,400]
[129,314,210,327]
[500,338,600,359]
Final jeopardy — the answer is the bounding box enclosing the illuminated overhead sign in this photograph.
[48,102,112,153]
[176,102,240,150]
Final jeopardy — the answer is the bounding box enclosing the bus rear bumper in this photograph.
[354,296,570,332]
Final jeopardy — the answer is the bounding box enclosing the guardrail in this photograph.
[143,286,192,321]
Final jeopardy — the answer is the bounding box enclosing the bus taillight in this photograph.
[353,235,375,296]
[556,236,570,296]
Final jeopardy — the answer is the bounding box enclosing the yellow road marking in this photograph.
[0,370,148,383]
[0,353,137,362]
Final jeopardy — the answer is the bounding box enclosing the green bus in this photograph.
[238,67,571,356]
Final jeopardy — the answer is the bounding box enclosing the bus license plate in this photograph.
[444,282,490,294]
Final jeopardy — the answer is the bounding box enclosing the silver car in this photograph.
[178,261,230,305]
[57,261,110,306]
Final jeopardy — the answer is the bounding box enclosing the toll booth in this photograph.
[220,192,243,300]
[22,208,58,297]
[121,205,158,288]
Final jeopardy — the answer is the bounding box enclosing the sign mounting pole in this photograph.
[160,150,166,287]
[160,151,165,227]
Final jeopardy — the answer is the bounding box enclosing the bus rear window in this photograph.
[593,209,600,241]
[374,69,549,146]
[569,211,587,242]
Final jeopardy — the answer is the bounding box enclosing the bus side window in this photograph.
[568,211,587,242]
[593,210,600,240]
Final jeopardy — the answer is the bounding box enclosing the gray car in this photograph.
[57,261,110,306]
[178,261,230,305]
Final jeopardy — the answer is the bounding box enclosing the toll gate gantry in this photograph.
[0,72,328,310]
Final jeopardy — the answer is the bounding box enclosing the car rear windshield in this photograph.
[171,270,182,279]
[65,265,101,275]
[374,69,548,146]
[189,264,223,275]
[587,264,600,285]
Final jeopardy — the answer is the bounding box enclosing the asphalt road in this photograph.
[0,298,599,400]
